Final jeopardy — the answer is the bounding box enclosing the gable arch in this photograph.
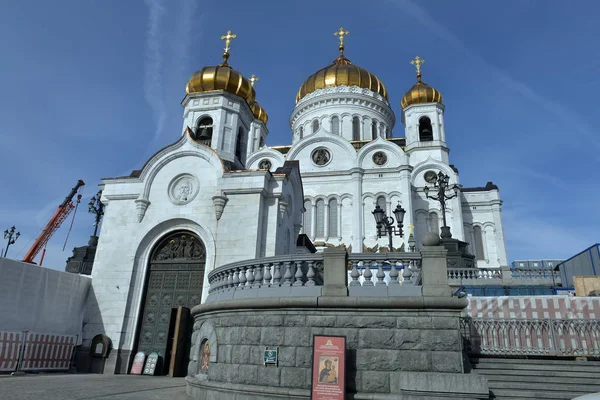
[411,158,457,187]
[286,132,358,164]
[246,147,286,169]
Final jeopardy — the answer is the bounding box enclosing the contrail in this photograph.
[144,0,167,142]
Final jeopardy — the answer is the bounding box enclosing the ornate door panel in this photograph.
[137,232,205,365]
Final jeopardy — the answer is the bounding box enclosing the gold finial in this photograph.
[408,224,415,235]
[249,74,259,87]
[411,56,425,81]
[334,27,349,54]
[220,29,237,66]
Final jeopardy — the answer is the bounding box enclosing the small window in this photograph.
[331,116,340,135]
[235,127,244,161]
[315,199,325,237]
[371,120,377,140]
[352,117,360,141]
[533,263,538,267]
[419,116,433,142]
[474,226,485,261]
[299,126,304,139]
[312,119,319,134]
[303,199,312,235]
[328,198,338,237]
[519,263,524,267]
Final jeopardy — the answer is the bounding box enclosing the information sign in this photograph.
[263,348,278,365]
[130,351,146,375]
[143,352,160,375]
[311,336,346,400]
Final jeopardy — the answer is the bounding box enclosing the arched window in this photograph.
[312,119,319,134]
[386,127,391,139]
[371,120,378,140]
[419,117,433,142]
[352,117,360,141]
[315,199,325,237]
[331,116,340,135]
[328,198,338,237]
[376,196,387,236]
[299,126,304,140]
[259,136,265,148]
[196,117,213,142]
[303,200,312,235]
[473,226,485,261]
[235,127,244,161]
[429,212,439,235]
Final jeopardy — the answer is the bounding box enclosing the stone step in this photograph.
[489,388,592,400]
[490,380,600,394]
[472,357,600,367]
[474,368,600,380]
[481,373,600,386]
[473,362,600,373]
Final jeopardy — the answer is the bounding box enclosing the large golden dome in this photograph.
[186,64,256,105]
[296,54,388,103]
[401,56,442,108]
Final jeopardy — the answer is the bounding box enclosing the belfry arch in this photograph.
[135,230,206,373]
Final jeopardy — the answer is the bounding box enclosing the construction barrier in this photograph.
[0,331,22,372]
[0,331,76,372]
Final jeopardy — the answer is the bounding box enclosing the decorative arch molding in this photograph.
[121,218,216,351]
[286,132,358,162]
[192,320,218,377]
[357,139,407,165]
[410,157,456,186]
[246,147,286,168]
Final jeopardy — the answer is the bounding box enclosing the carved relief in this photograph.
[168,174,199,205]
[152,234,205,261]
[258,159,272,170]
[200,340,210,371]
[311,148,331,166]
[372,151,387,166]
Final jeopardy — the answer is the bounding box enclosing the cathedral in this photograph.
[87,28,508,373]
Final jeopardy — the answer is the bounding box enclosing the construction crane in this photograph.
[22,180,85,265]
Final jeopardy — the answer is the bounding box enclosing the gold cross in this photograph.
[411,56,425,78]
[334,27,349,53]
[408,224,415,235]
[249,74,259,87]
[220,30,237,53]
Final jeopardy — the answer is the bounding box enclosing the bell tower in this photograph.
[401,57,448,164]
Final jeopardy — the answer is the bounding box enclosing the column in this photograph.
[324,202,330,241]
[438,111,446,142]
[337,202,343,240]
[362,117,370,141]
[311,203,317,241]
[399,166,413,249]
[351,169,363,252]
[491,201,508,266]
[341,115,352,141]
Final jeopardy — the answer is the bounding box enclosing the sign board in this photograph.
[130,351,146,375]
[143,352,160,375]
[574,276,600,296]
[311,336,346,400]
[263,347,278,365]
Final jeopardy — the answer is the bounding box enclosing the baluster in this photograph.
[306,261,316,286]
[402,261,412,283]
[389,262,399,285]
[239,267,247,288]
[264,263,273,287]
[273,262,282,286]
[350,260,360,286]
[231,268,239,288]
[293,261,304,286]
[247,265,255,287]
[376,261,385,286]
[254,264,263,288]
[283,261,293,286]
[363,260,374,286]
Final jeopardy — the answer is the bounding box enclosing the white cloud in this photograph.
[144,0,167,142]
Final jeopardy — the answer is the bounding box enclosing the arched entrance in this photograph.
[136,231,206,373]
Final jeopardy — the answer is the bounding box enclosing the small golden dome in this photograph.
[251,101,268,125]
[401,56,442,108]
[186,65,256,105]
[296,54,388,103]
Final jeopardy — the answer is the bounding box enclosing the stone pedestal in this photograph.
[421,233,452,297]
[65,236,98,275]
[321,247,348,297]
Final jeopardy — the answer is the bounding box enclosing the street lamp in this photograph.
[372,202,405,251]
[88,191,105,237]
[3,226,20,258]
[423,171,460,239]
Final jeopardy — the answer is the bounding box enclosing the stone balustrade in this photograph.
[347,253,422,287]
[448,267,502,286]
[510,267,561,285]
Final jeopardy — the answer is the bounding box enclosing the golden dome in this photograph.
[296,54,388,103]
[401,56,442,108]
[251,101,268,125]
[186,64,256,105]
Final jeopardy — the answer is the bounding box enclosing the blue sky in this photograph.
[1,0,598,270]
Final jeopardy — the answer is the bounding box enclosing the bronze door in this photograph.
[137,232,205,368]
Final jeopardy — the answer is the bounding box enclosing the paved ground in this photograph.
[0,373,190,400]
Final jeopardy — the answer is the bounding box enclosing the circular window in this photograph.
[311,148,331,166]
[372,151,387,166]
[168,174,199,205]
[258,159,272,171]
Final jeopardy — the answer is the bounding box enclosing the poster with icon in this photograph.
[311,335,346,400]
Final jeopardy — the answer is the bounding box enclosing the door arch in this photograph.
[136,231,206,366]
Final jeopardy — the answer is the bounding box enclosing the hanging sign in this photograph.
[143,352,160,375]
[130,352,146,375]
[311,335,346,400]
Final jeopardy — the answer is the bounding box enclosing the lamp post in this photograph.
[3,226,20,258]
[88,191,104,237]
[372,203,406,251]
[423,171,460,239]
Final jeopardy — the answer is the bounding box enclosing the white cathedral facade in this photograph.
[87,30,508,372]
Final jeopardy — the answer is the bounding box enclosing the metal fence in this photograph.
[0,330,76,373]
[461,317,600,357]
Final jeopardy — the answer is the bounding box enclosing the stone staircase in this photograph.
[471,358,600,400]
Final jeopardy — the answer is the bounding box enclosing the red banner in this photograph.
[311,336,346,400]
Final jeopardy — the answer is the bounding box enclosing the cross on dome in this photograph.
[220,29,237,66]
[334,27,349,54]
[411,56,425,81]
[249,74,259,87]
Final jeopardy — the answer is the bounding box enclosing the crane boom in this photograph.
[22,180,85,264]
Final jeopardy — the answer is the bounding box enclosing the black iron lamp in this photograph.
[372,202,405,252]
